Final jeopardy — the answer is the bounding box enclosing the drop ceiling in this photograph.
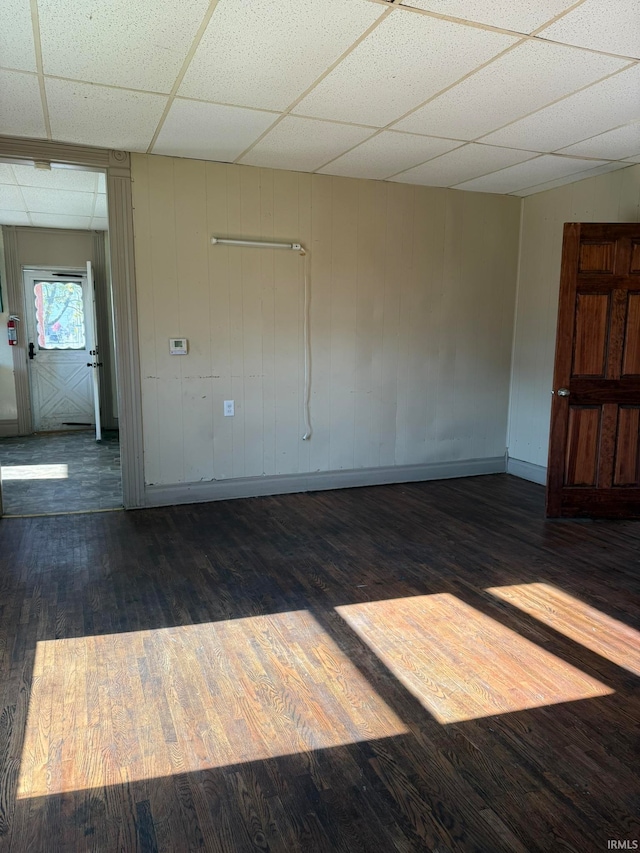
[0,0,639,207]
[0,163,107,230]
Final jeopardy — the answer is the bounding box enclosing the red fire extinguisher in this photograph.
[7,316,18,346]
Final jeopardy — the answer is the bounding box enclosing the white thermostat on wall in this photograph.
[169,338,188,355]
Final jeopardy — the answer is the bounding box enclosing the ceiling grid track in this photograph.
[29,0,52,140]
[232,6,395,164]
[146,0,223,154]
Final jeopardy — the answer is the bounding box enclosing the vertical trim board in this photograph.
[1,226,31,435]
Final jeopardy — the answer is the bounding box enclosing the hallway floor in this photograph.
[0,430,122,516]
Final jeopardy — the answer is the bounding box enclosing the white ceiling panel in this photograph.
[38,0,211,94]
[97,174,106,193]
[511,162,632,195]
[29,213,92,229]
[558,121,640,160]
[391,143,537,186]
[318,131,463,179]
[179,0,384,112]
[0,0,36,72]
[394,40,627,141]
[94,194,108,218]
[539,0,640,58]
[481,64,640,151]
[0,165,17,185]
[0,185,26,211]
[91,217,109,231]
[293,11,517,127]
[11,163,99,192]
[0,211,30,226]
[154,99,277,162]
[240,116,374,173]
[46,79,167,151]
[399,0,577,34]
[455,154,609,193]
[21,186,95,216]
[0,70,46,139]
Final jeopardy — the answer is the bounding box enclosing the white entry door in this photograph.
[23,268,100,433]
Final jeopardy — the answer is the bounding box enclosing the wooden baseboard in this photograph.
[507,457,547,485]
[143,456,507,508]
[0,419,19,438]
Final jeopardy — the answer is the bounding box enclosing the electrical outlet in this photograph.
[224,400,234,417]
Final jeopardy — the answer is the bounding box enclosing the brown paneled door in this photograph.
[547,223,640,518]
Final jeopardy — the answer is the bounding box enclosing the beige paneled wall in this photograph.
[132,153,520,487]
[508,164,640,472]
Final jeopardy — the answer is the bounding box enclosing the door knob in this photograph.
[557,388,570,397]
[28,342,35,360]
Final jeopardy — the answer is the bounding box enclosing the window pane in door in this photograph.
[34,281,86,349]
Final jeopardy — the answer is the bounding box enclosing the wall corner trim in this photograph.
[143,456,507,508]
[506,457,547,486]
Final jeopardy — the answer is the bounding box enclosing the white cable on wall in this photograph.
[300,248,312,441]
[211,236,311,441]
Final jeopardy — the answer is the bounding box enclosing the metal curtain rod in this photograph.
[211,237,302,251]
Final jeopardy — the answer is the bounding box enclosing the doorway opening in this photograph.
[0,162,123,516]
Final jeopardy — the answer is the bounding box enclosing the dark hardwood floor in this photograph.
[0,474,638,852]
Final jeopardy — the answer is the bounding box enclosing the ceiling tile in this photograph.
[38,0,211,93]
[394,40,626,141]
[558,121,640,160]
[399,0,576,33]
[45,79,167,151]
[481,64,640,151]
[0,165,17,185]
[29,213,92,229]
[293,11,517,127]
[512,162,632,195]
[0,0,36,72]
[239,117,374,172]
[0,70,46,139]
[21,186,95,216]
[97,173,106,193]
[154,99,277,162]
[91,217,109,231]
[318,131,463,180]
[539,0,640,58]
[390,143,537,186]
[455,154,609,193]
[11,163,98,192]
[0,211,30,226]
[0,185,26,211]
[179,0,384,111]
[94,195,108,218]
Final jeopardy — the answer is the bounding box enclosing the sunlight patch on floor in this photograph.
[336,593,613,724]
[17,610,407,798]
[487,582,640,677]
[1,463,68,480]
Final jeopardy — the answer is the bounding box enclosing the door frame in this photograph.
[0,137,144,508]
